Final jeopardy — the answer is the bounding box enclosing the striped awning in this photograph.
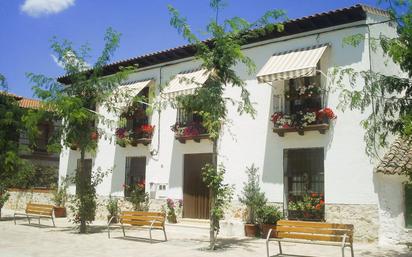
[162,69,210,98]
[114,79,153,108]
[257,44,329,83]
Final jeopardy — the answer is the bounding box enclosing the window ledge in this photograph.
[273,124,329,137]
[175,134,210,144]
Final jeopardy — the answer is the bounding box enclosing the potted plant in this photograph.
[239,164,267,237]
[288,193,325,221]
[52,178,68,217]
[163,198,183,223]
[106,195,120,224]
[125,181,150,211]
[257,204,283,238]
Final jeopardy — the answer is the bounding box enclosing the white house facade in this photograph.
[58,4,411,244]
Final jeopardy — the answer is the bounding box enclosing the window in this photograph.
[176,108,203,125]
[124,157,146,197]
[405,185,412,228]
[125,87,149,131]
[285,75,322,115]
[284,148,325,221]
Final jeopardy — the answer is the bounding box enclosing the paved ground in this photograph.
[0,209,411,257]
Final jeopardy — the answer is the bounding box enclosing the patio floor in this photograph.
[0,208,411,257]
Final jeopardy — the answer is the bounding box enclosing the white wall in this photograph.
[58,13,400,212]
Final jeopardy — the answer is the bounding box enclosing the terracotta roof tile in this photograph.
[376,138,412,175]
[18,98,42,109]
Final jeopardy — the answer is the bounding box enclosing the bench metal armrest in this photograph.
[341,233,347,248]
[107,216,117,239]
[266,228,273,242]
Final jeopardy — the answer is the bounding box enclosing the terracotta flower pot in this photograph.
[54,206,66,217]
[244,224,259,237]
[260,224,277,238]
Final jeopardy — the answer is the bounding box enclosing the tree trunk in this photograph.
[0,206,2,219]
[78,149,87,233]
[209,138,218,250]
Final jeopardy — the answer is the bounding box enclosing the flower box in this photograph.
[175,134,210,144]
[273,123,329,137]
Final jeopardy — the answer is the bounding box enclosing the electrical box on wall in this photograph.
[149,183,168,199]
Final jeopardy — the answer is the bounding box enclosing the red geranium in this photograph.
[317,108,336,120]
[271,112,284,123]
[116,128,126,139]
[140,124,155,134]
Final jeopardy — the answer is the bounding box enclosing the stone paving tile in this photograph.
[0,209,411,257]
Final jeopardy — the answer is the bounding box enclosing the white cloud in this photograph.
[21,0,75,17]
[51,51,90,70]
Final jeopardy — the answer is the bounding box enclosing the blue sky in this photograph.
[1,0,383,98]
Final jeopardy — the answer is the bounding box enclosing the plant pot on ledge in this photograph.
[54,206,66,217]
[244,223,259,237]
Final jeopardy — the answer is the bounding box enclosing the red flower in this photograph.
[315,204,321,210]
[318,108,336,120]
[320,200,325,205]
[311,193,318,198]
[271,112,284,123]
[140,124,155,134]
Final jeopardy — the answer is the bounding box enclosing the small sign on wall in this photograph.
[149,183,168,199]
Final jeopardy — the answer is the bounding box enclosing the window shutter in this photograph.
[273,94,282,113]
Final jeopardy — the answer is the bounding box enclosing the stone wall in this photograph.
[4,188,54,211]
[325,203,379,242]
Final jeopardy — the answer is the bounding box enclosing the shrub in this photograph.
[257,204,283,224]
[106,195,120,218]
[238,164,267,224]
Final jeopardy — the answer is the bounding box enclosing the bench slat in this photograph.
[277,232,346,242]
[276,226,353,236]
[27,207,53,212]
[121,220,164,227]
[121,211,164,217]
[277,220,353,230]
[120,215,164,222]
[27,210,52,215]
[27,203,54,209]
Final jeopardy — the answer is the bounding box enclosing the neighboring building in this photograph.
[17,96,60,169]
[58,4,409,244]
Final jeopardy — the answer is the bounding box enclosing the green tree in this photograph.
[27,28,134,233]
[167,0,285,249]
[335,0,412,180]
[0,75,32,218]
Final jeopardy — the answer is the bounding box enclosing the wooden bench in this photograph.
[266,220,354,257]
[107,211,167,243]
[14,203,55,227]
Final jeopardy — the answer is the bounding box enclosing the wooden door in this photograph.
[183,153,212,219]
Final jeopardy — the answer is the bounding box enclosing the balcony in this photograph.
[115,124,154,147]
[271,109,335,137]
[171,122,210,144]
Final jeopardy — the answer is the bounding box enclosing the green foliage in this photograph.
[69,168,108,229]
[335,1,412,179]
[238,164,267,224]
[256,204,283,225]
[106,195,120,218]
[52,176,69,207]
[202,163,234,234]
[0,80,35,215]
[167,2,285,248]
[125,183,150,211]
[27,28,135,233]
[167,3,286,140]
